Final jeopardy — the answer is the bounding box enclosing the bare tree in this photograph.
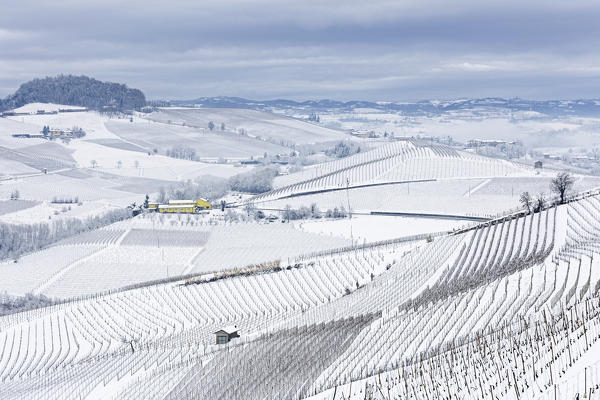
[519,191,532,212]
[534,193,546,212]
[244,202,256,217]
[551,172,575,204]
[157,187,167,203]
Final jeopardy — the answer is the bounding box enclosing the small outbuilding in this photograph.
[214,326,239,344]
[534,160,543,169]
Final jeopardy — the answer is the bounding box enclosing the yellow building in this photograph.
[155,199,212,213]
[158,204,196,213]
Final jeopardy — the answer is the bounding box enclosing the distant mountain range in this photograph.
[170,96,600,117]
[3,73,599,118]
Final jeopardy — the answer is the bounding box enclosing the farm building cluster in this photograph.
[12,126,86,140]
[148,198,212,214]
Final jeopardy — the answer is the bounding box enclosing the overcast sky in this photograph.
[1,0,599,101]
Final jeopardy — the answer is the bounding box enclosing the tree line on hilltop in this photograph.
[0,75,146,112]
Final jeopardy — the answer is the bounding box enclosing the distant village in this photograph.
[12,125,86,140]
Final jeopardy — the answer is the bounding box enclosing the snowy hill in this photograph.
[2,192,600,399]
[3,100,600,400]
[144,107,350,145]
[253,139,532,204]
[172,96,600,117]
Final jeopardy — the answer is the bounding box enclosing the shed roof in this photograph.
[214,325,238,335]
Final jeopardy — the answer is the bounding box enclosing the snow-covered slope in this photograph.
[145,107,349,145]
[0,214,354,298]
[3,193,600,399]
[9,103,86,114]
[256,139,532,204]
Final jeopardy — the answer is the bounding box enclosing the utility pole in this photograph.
[346,177,353,242]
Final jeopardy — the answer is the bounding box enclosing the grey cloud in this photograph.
[0,0,599,100]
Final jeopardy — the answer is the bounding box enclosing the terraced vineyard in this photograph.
[257,139,528,204]
[1,214,353,299]
[3,192,600,399]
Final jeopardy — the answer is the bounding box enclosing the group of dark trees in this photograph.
[0,75,146,112]
[166,146,197,161]
[51,196,80,204]
[0,208,133,261]
[520,172,575,212]
[206,121,226,131]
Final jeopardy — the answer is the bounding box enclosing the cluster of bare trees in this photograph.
[158,175,230,203]
[520,172,575,212]
[0,292,55,316]
[157,167,279,206]
[0,208,132,261]
[282,204,347,221]
[228,167,278,193]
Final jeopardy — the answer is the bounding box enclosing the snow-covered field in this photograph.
[3,193,600,399]
[146,107,350,145]
[0,213,354,298]
[0,109,247,182]
[0,199,39,215]
[0,107,256,224]
[3,103,600,399]
[294,214,464,242]
[104,119,289,160]
[0,200,122,224]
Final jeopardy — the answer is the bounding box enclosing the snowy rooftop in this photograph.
[215,326,238,335]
